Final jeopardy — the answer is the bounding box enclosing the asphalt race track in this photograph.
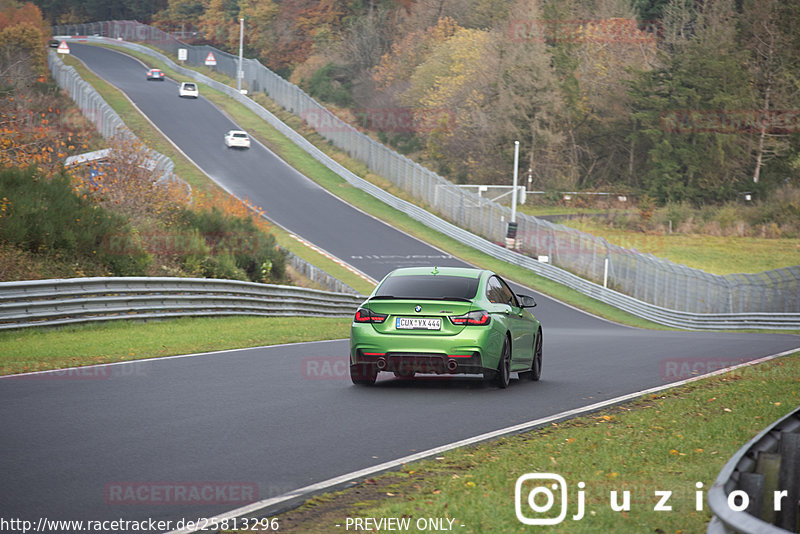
[66,44,465,282]
[0,43,797,528]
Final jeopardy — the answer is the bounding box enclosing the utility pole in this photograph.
[506,141,520,250]
[511,140,519,223]
[237,18,244,93]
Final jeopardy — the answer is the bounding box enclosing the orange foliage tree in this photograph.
[0,1,49,87]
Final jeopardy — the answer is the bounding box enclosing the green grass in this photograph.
[517,204,624,217]
[268,351,800,534]
[83,44,669,331]
[0,316,350,375]
[562,219,800,275]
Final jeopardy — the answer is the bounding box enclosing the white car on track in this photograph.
[179,82,199,98]
[224,130,251,149]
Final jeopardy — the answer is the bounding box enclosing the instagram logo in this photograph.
[515,473,569,525]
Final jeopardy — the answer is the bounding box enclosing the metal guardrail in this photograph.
[52,21,800,316]
[0,277,364,330]
[708,406,800,533]
[283,251,361,295]
[49,35,800,330]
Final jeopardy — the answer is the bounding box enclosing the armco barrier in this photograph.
[50,36,800,330]
[708,406,800,533]
[283,251,362,295]
[0,277,364,330]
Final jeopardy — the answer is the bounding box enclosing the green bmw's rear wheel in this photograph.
[350,363,378,386]
[484,336,511,388]
[520,329,542,381]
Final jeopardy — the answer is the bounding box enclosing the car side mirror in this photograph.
[518,294,537,308]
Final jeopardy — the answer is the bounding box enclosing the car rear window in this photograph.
[183,83,196,89]
[372,275,479,300]
[233,133,247,138]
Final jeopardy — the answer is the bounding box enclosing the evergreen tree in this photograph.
[629,0,753,203]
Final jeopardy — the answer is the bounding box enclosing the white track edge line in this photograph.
[0,338,348,379]
[166,346,800,534]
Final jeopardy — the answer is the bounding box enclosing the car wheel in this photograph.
[530,330,542,381]
[519,329,542,381]
[484,336,511,388]
[350,363,378,386]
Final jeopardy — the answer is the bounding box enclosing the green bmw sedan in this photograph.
[349,267,543,388]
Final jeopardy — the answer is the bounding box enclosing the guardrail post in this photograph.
[740,472,765,518]
[757,451,782,525]
[777,432,800,531]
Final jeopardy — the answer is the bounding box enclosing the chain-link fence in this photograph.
[54,22,800,314]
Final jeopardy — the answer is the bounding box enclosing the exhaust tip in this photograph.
[446,359,458,372]
[376,358,387,370]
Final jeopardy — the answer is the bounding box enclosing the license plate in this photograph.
[396,317,441,330]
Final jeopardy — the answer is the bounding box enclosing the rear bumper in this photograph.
[350,322,502,375]
[353,349,484,375]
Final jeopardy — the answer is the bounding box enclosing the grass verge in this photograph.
[561,219,800,275]
[266,351,800,534]
[0,316,349,375]
[89,43,671,330]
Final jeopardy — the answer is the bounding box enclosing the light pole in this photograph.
[506,141,520,250]
[511,140,519,223]
[237,18,244,93]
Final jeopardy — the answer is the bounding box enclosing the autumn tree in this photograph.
[553,0,657,188]
[481,0,566,187]
[0,1,48,90]
[237,0,277,60]
[0,0,48,37]
[153,0,205,29]
[33,0,167,24]
[399,22,494,179]
[198,0,237,49]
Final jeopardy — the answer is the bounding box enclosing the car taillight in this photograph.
[449,310,490,326]
[354,308,387,323]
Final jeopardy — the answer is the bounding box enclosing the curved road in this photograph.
[0,43,797,528]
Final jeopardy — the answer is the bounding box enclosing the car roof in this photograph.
[384,266,486,278]
[228,130,248,135]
